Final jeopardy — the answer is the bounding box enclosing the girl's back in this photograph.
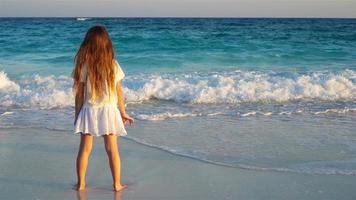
[72,26,129,137]
[80,60,125,107]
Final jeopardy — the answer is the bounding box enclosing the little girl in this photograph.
[72,26,134,192]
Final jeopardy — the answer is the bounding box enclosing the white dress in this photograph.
[74,60,127,137]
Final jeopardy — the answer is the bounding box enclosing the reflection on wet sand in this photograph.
[76,190,122,200]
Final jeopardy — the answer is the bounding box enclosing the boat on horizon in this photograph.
[76,17,90,21]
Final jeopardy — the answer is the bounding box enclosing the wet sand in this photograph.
[0,127,355,200]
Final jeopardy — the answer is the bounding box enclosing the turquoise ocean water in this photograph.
[0,18,355,175]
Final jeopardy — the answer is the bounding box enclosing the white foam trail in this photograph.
[240,111,275,117]
[279,111,293,115]
[132,108,356,121]
[135,112,224,121]
[134,106,356,121]
[136,112,200,121]
[124,136,356,175]
[241,111,257,117]
[0,111,14,116]
[314,108,356,115]
[263,112,273,116]
[296,110,303,114]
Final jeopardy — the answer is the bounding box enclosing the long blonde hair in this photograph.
[72,26,116,101]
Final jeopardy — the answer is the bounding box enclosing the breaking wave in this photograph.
[123,69,356,103]
[0,69,355,109]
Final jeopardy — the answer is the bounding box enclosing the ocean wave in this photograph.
[0,72,74,109]
[123,69,356,104]
[0,69,355,109]
[0,71,20,93]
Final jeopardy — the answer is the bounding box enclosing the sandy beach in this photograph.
[1,121,356,200]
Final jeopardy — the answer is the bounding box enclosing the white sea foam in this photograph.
[241,111,257,117]
[314,108,356,115]
[279,111,293,115]
[123,69,356,104]
[0,70,355,110]
[131,108,356,121]
[135,112,224,121]
[0,72,74,109]
[0,111,14,116]
[239,111,277,117]
[0,71,20,93]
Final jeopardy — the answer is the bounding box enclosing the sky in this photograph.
[0,0,355,18]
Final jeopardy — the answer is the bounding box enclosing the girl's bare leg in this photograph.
[76,134,93,190]
[103,134,126,191]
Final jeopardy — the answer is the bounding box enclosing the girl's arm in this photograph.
[116,81,134,125]
[74,83,85,125]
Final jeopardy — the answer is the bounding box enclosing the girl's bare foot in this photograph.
[76,183,86,191]
[113,184,127,192]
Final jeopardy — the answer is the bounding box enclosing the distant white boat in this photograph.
[77,17,89,21]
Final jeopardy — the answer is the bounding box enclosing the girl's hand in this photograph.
[121,113,134,125]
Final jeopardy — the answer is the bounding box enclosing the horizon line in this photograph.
[1,16,356,19]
